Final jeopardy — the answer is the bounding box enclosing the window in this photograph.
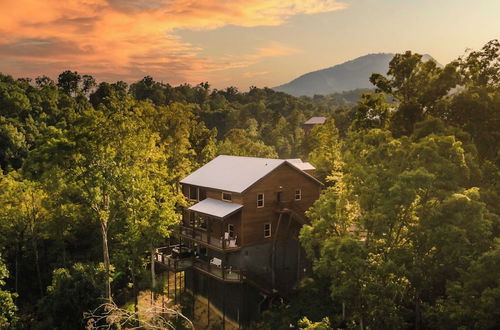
[228,224,235,238]
[295,189,301,201]
[257,193,264,208]
[199,189,207,201]
[222,192,232,201]
[189,211,195,226]
[264,223,271,238]
[189,186,198,200]
[199,216,207,230]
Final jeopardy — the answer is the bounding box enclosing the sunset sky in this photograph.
[1,0,499,89]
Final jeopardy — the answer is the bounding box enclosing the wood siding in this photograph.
[240,163,321,246]
[181,163,321,248]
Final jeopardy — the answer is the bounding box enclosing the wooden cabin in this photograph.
[155,155,323,326]
[302,116,326,135]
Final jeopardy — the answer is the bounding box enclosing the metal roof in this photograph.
[289,161,315,171]
[303,116,326,125]
[180,155,321,193]
[188,198,243,218]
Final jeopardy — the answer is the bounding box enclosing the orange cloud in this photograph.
[0,0,346,85]
[243,71,269,78]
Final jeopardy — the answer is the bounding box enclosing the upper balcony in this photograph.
[181,197,242,252]
[180,225,240,251]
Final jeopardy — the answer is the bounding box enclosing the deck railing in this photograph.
[154,246,193,271]
[155,246,244,282]
[192,258,244,282]
[180,226,239,250]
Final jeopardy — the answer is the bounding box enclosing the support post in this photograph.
[167,270,170,298]
[222,282,226,330]
[207,280,210,328]
[222,217,226,249]
[174,271,177,304]
[272,213,283,289]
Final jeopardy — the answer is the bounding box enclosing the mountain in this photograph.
[273,53,436,97]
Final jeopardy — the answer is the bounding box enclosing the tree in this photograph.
[427,239,500,329]
[218,128,278,158]
[305,119,342,183]
[0,255,17,329]
[0,172,48,297]
[81,75,97,96]
[57,70,82,95]
[298,317,332,330]
[369,52,459,135]
[301,120,494,328]
[36,263,108,329]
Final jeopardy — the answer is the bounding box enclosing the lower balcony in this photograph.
[192,258,244,283]
[155,246,244,283]
[155,245,193,272]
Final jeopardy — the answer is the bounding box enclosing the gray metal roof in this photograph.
[180,155,321,193]
[290,161,315,171]
[304,116,326,125]
[188,198,243,218]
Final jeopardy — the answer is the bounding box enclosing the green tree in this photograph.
[305,119,342,183]
[301,121,495,328]
[218,129,278,158]
[0,255,17,329]
[36,263,109,329]
[370,52,459,135]
[0,172,48,297]
[57,70,82,96]
[298,317,332,330]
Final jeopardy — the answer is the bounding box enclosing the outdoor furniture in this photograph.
[210,257,222,267]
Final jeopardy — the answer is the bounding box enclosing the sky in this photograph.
[0,0,499,90]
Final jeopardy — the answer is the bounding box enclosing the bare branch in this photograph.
[84,301,194,330]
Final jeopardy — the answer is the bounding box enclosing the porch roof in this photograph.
[188,198,243,219]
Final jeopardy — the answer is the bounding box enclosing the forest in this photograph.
[0,39,498,329]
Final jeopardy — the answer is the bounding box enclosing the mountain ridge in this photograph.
[273,53,436,97]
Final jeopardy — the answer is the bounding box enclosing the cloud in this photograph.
[0,0,346,85]
[252,43,302,59]
[243,71,269,78]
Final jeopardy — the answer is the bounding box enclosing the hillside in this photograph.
[273,53,436,97]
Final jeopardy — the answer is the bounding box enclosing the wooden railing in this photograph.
[180,226,240,250]
[154,246,193,271]
[155,246,244,282]
[192,258,244,283]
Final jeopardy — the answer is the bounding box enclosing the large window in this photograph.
[264,223,271,238]
[295,189,302,201]
[189,186,198,200]
[222,192,232,201]
[257,193,264,208]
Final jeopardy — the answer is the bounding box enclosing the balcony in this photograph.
[154,246,244,282]
[154,246,193,272]
[180,226,240,251]
[192,258,244,283]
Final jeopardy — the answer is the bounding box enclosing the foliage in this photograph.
[36,263,109,329]
[0,255,17,329]
[298,317,332,330]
